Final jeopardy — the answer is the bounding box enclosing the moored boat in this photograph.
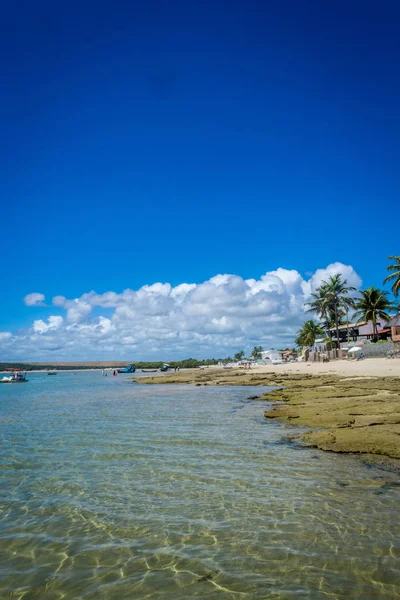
[141,369,158,373]
[116,365,136,373]
[0,370,28,383]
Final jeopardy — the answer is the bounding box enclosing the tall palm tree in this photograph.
[384,255,400,298]
[306,274,355,347]
[295,320,325,348]
[321,274,356,347]
[252,346,263,359]
[306,286,347,342]
[306,286,332,340]
[353,287,395,341]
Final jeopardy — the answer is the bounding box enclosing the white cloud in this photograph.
[52,295,66,307]
[24,293,46,306]
[308,262,362,293]
[0,332,12,341]
[1,262,362,361]
[33,316,64,333]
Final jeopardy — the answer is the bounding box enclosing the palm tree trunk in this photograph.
[323,310,332,348]
[347,309,351,353]
[334,302,340,352]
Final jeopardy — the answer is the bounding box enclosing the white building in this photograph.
[261,350,281,363]
[328,319,392,344]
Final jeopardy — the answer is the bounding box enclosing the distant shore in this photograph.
[138,360,400,461]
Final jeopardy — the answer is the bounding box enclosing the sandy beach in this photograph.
[138,359,400,462]
[255,358,400,378]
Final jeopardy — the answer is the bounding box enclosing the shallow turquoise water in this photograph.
[0,372,399,599]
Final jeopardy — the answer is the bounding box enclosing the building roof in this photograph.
[387,313,400,327]
[328,321,367,331]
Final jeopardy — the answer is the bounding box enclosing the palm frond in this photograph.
[384,257,400,297]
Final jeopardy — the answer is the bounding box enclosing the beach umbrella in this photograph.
[348,346,362,353]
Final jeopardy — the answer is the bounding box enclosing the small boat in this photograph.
[116,365,136,373]
[141,369,158,373]
[160,363,169,372]
[48,371,57,376]
[0,370,28,383]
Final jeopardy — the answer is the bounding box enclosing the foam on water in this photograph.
[0,371,399,599]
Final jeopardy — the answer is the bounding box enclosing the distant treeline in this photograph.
[0,363,107,371]
[0,358,222,371]
[135,358,220,369]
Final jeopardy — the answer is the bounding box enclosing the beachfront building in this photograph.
[387,314,400,343]
[261,350,281,363]
[313,338,327,352]
[280,349,298,361]
[328,319,392,345]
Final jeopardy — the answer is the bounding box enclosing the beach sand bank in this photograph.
[137,359,400,461]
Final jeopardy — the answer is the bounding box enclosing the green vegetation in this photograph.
[297,255,400,350]
[384,255,400,298]
[0,363,105,372]
[306,274,355,348]
[0,358,222,372]
[295,320,324,348]
[251,346,263,359]
[352,287,395,341]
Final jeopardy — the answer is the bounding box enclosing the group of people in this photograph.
[173,366,180,373]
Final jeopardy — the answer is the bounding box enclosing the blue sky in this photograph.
[1,1,399,359]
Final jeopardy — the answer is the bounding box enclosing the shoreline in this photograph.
[137,360,400,462]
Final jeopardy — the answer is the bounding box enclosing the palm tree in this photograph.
[384,255,400,298]
[295,320,325,348]
[319,274,356,348]
[306,275,355,347]
[306,286,332,340]
[234,350,245,361]
[306,285,347,343]
[353,287,395,341]
[251,346,263,359]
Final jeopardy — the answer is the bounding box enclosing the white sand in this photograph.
[249,358,400,378]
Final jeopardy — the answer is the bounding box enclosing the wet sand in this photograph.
[137,360,400,461]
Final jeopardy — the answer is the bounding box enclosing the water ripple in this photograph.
[0,372,399,598]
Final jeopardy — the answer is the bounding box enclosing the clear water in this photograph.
[0,372,399,599]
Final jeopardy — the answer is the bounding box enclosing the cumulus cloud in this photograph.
[1,262,362,361]
[52,295,66,307]
[24,293,46,306]
[308,262,362,293]
[33,315,64,334]
[0,332,12,341]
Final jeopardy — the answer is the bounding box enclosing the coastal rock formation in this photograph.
[263,377,400,459]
